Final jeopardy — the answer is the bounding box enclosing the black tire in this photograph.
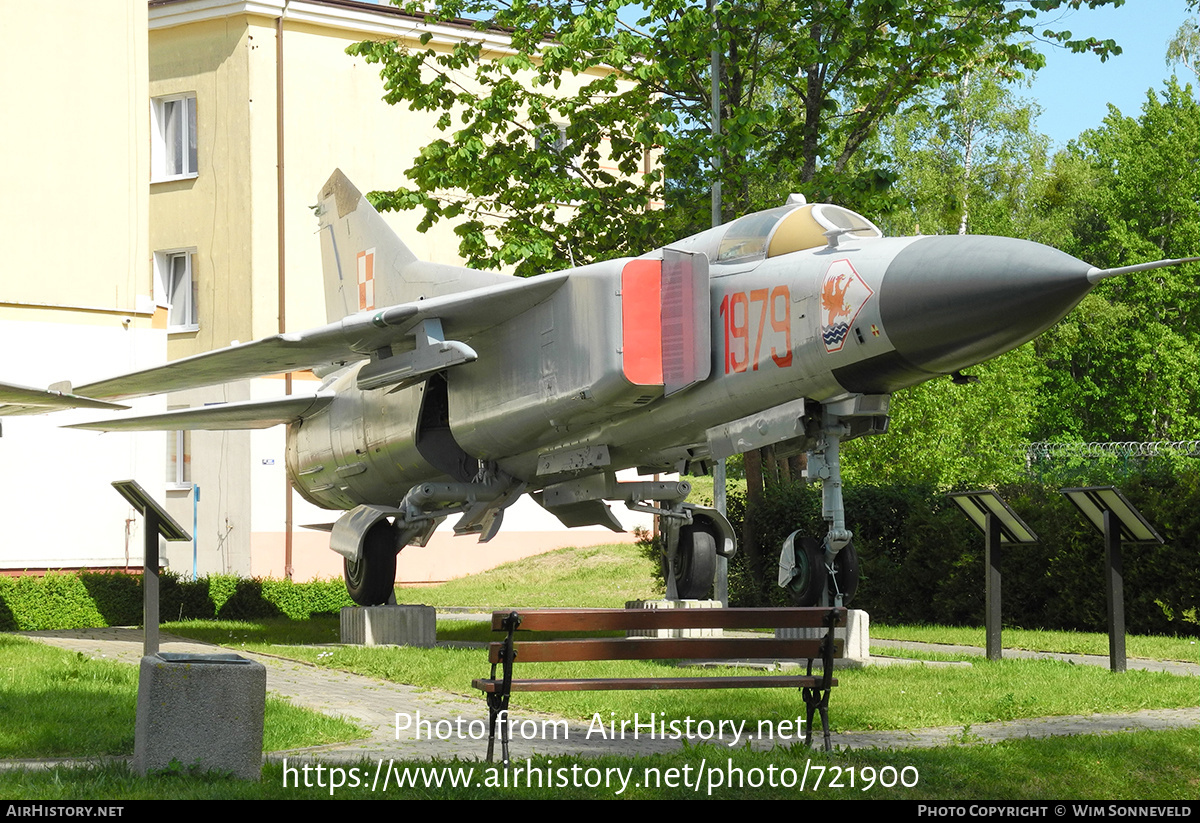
[344,521,399,606]
[675,522,717,600]
[831,540,859,606]
[787,535,828,607]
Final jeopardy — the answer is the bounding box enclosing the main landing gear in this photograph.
[335,463,525,606]
[344,520,400,607]
[661,507,737,600]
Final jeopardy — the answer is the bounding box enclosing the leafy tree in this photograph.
[871,70,1200,449]
[351,1,1123,275]
[1031,78,1200,442]
[1167,15,1200,80]
[871,71,1050,239]
[831,71,1061,488]
[841,345,1045,488]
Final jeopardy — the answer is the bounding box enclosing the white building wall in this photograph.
[0,318,166,571]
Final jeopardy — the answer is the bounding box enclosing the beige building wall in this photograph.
[0,1,167,572]
[149,16,257,358]
[0,1,149,312]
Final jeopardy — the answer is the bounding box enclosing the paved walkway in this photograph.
[871,638,1200,677]
[12,626,1198,765]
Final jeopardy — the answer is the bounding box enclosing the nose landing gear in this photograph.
[778,400,876,607]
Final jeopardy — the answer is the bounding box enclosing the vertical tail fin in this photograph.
[315,169,511,323]
[316,169,419,323]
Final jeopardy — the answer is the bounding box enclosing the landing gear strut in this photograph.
[778,399,881,607]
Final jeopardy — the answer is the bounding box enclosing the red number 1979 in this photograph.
[719,286,793,374]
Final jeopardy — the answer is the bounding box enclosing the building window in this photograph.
[535,123,583,185]
[536,123,569,156]
[151,94,197,181]
[166,429,192,489]
[154,249,198,332]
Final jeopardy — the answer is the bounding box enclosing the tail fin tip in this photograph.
[321,168,364,219]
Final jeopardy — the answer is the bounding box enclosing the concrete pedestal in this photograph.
[133,652,265,779]
[340,604,437,646]
[776,608,870,664]
[624,598,723,638]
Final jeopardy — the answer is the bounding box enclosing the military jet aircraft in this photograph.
[49,170,1197,606]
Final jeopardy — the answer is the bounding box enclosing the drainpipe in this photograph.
[277,9,294,580]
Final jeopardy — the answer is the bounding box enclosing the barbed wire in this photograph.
[1025,441,1200,460]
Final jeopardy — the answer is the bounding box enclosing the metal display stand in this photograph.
[1061,486,1163,673]
[947,491,1038,661]
[111,479,191,655]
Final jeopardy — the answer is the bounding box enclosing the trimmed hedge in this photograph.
[728,465,1200,637]
[0,572,355,631]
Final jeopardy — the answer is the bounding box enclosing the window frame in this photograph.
[166,428,193,490]
[151,93,198,182]
[153,248,199,333]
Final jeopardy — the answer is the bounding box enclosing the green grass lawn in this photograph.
[0,635,364,759]
[1,728,1195,799]
[5,541,1196,799]
[156,542,1197,733]
[872,623,1199,663]
[393,542,664,608]
[222,640,1195,732]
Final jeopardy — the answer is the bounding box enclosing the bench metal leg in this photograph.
[818,702,831,752]
[802,686,832,752]
[485,611,520,767]
[484,695,508,767]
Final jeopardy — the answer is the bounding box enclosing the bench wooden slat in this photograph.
[473,675,838,693]
[487,637,844,663]
[489,607,845,632]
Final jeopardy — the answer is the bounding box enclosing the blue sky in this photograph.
[1026,0,1196,147]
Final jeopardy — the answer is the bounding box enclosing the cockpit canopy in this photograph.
[670,203,882,265]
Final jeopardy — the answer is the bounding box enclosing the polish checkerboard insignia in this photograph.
[357,248,376,311]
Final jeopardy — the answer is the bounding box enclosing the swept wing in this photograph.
[59,273,568,404]
[64,394,334,432]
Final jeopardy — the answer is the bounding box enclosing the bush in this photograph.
[726,463,1200,636]
[0,571,354,631]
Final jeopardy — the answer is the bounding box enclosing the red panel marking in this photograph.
[621,259,663,385]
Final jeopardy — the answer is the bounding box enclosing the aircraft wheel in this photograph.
[674,523,717,600]
[831,540,859,606]
[786,535,828,607]
[344,521,399,606]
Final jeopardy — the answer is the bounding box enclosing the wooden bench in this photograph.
[472,606,846,763]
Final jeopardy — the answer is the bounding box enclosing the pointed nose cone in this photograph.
[834,236,1094,394]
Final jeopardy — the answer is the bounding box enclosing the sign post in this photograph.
[111,480,191,655]
[1061,486,1163,673]
[947,491,1038,661]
